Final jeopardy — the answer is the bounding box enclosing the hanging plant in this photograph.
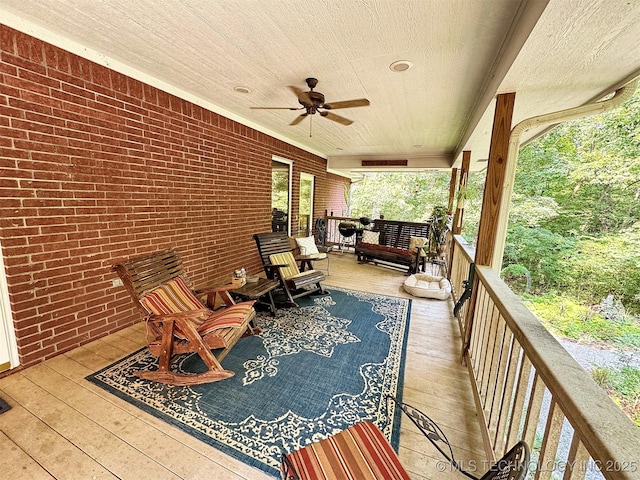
[430,205,449,246]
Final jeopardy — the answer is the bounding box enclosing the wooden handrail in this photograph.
[449,236,640,479]
[477,265,640,478]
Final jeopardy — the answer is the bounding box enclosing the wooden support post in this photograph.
[447,169,458,216]
[474,93,515,268]
[462,93,515,362]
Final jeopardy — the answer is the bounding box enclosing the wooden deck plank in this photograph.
[0,253,484,479]
[0,386,120,480]
[20,363,262,480]
[0,371,183,480]
[0,423,57,480]
[42,356,272,480]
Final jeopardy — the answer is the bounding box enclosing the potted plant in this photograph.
[429,205,449,256]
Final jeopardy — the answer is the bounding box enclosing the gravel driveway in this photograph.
[558,338,640,371]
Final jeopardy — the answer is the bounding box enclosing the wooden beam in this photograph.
[474,93,515,268]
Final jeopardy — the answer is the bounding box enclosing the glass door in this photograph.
[299,173,314,237]
[271,156,293,235]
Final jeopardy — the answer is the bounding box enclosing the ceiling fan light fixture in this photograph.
[389,60,413,72]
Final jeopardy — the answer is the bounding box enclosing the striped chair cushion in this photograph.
[197,303,254,336]
[282,421,410,480]
[140,276,205,315]
[140,276,247,339]
[269,252,300,280]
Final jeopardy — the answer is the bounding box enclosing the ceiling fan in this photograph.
[251,77,370,126]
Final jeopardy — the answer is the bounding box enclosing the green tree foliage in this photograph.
[350,172,452,222]
[347,88,640,316]
[560,229,640,310]
[457,172,485,242]
[272,171,289,211]
[507,86,640,313]
[504,226,575,290]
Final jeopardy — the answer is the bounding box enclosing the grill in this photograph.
[338,222,357,252]
[338,222,357,238]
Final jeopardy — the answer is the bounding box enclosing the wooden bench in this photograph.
[355,219,431,274]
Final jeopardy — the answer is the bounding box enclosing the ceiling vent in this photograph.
[361,160,408,167]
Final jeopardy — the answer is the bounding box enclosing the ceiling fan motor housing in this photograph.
[299,91,325,109]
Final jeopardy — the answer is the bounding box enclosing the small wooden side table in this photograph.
[230,278,279,316]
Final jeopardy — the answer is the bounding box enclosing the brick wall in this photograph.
[0,26,334,368]
[325,173,350,217]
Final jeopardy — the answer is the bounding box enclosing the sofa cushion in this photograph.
[269,251,299,279]
[358,243,414,258]
[295,235,320,255]
[361,230,380,244]
[283,421,410,480]
[409,236,429,257]
[140,276,246,339]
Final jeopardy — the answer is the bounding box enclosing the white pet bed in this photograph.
[403,274,452,300]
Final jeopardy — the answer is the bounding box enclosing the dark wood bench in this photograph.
[355,219,431,274]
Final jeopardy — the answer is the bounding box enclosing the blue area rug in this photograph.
[87,286,411,477]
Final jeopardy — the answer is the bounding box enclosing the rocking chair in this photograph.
[112,249,256,386]
[253,232,326,306]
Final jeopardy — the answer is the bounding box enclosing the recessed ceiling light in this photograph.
[389,60,413,72]
[233,86,252,94]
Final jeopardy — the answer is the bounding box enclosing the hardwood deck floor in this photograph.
[0,252,484,479]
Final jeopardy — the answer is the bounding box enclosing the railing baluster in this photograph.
[522,373,545,451]
[494,332,519,454]
[535,398,565,480]
[479,303,500,411]
[449,234,640,479]
[563,435,589,480]
[506,354,532,449]
[488,322,510,449]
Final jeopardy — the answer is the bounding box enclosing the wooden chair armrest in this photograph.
[145,309,210,323]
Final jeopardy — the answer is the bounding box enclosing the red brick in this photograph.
[0,28,338,370]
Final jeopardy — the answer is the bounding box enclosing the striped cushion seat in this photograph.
[197,303,254,336]
[269,252,300,279]
[283,421,410,480]
[140,276,248,339]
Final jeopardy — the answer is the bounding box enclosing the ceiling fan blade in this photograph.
[250,106,303,110]
[322,98,370,110]
[289,86,313,105]
[321,111,353,126]
[289,113,308,126]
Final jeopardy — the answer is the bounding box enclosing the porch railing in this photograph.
[449,235,640,480]
[449,234,475,329]
[325,215,365,249]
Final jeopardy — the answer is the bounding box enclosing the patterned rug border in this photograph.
[87,286,411,477]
